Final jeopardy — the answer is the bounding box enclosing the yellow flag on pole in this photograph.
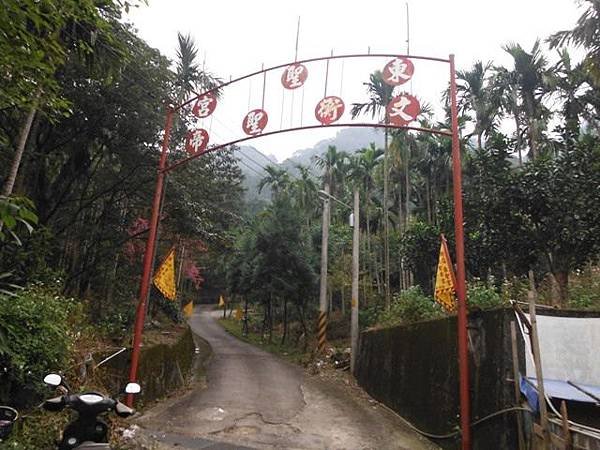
[234,308,242,321]
[183,301,194,318]
[218,295,225,307]
[153,247,176,301]
[434,236,457,313]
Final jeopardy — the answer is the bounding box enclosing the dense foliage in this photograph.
[219,0,600,340]
[0,284,79,404]
[0,0,599,422]
[0,0,244,417]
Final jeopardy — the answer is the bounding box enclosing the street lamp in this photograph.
[318,189,351,209]
[317,187,360,374]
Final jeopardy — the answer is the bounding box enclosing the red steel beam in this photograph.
[164,123,452,173]
[126,107,174,407]
[176,52,451,111]
[449,54,471,450]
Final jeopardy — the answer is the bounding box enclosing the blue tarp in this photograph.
[520,375,600,412]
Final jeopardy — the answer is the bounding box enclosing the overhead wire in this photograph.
[375,397,532,440]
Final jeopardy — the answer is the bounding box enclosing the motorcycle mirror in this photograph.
[124,382,141,394]
[43,373,62,387]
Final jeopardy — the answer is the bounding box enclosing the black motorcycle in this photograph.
[0,405,18,441]
[42,373,141,450]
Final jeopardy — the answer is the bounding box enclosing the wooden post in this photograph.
[561,400,572,450]
[510,321,526,450]
[528,270,550,450]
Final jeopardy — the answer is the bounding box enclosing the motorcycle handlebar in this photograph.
[43,392,134,418]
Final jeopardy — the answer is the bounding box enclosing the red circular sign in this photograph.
[242,109,268,135]
[386,94,420,126]
[281,63,308,89]
[315,96,345,125]
[192,92,217,118]
[185,128,209,155]
[382,57,414,86]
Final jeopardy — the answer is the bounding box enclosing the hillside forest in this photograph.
[1,0,599,416]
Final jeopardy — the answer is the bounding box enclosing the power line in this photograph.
[238,159,264,177]
[237,148,271,173]
[210,114,298,181]
[203,127,266,178]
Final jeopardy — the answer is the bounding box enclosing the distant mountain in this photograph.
[235,145,277,201]
[281,127,385,171]
[234,128,385,201]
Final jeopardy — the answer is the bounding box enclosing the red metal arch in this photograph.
[165,122,452,173]
[177,52,451,112]
[127,52,471,450]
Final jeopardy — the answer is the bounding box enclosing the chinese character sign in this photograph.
[185,129,209,155]
[281,63,308,89]
[315,96,345,125]
[243,109,268,135]
[382,57,414,86]
[386,94,420,126]
[192,92,217,118]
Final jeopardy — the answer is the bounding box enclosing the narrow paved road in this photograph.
[137,306,439,449]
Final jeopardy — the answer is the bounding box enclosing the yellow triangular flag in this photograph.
[234,308,242,321]
[183,301,194,318]
[434,236,457,313]
[218,295,225,307]
[153,247,176,301]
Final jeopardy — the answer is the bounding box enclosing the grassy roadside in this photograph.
[218,317,311,365]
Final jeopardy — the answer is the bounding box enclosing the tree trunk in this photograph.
[243,297,249,336]
[262,303,268,339]
[3,94,40,196]
[425,178,432,224]
[365,187,376,290]
[268,297,273,343]
[512,94,523,166]
[528,119,537,161]
[374,250,382,295]
[383,127,390,309]
[552,271,569,308]
[281,298,288,345]
[296,304,308,351]
[405,143,410,229]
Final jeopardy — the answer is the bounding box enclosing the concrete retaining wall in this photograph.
[105,327,211,406]
[355,308,523,449]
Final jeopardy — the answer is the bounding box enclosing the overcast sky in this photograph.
[127,0,583,161]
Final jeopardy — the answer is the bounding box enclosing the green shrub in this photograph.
[376,286,445,328]
[359,302,384,329]
[0,284,78,404]
[568,281,600,310]
[467,281,504,310]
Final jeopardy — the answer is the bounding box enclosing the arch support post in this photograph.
[449,54,471,450]
[127,107,174,407]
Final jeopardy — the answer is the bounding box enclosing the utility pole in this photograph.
[350,189,360,373]
[317,183,330,353]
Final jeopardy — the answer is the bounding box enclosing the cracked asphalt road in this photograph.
[137,306,439,449]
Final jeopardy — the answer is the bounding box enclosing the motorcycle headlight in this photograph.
[79,394,104,405]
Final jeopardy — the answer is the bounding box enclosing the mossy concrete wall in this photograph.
[106,327,211,405]
[355,308,523,450]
